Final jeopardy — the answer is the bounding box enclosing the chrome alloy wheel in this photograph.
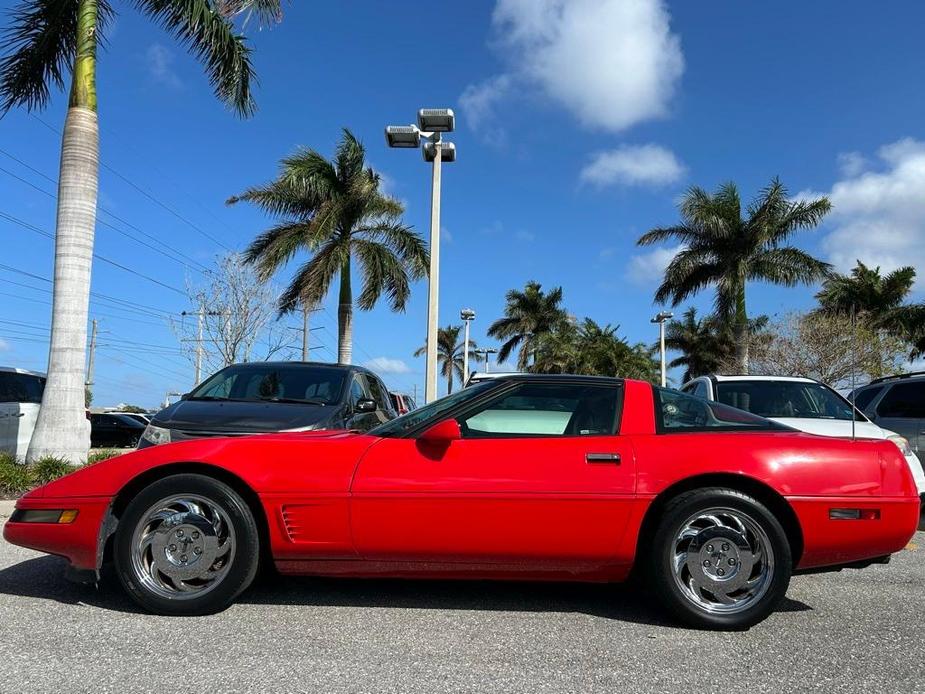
[670,507,775,615]
[130,495,236,600]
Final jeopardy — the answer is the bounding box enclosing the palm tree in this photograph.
[488,281,567,370]
[0,0,280,463]
[414,325,480,394]
[533,319,659,381]
[664,308,732,382]
[638,179,831,373]
[229,130,429,364]
[815,260,915,319]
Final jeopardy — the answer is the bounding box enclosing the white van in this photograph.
[0,367,46,459]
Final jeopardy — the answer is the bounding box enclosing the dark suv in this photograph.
[138,362,396,449]
[850,371,925,455]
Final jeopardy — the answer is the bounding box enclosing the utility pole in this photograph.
[182,310,222,386]
[460,308,475,385]
[302,305,310,361]
[85,318,98,387]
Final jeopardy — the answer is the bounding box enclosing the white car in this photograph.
[0,367,46,459]
[680,374,925,497]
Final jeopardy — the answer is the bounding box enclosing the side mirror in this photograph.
[180,392,190,401]
[419,418,461,444]
[355,398,377,413]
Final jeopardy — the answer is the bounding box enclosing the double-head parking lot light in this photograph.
[385,108,457,404]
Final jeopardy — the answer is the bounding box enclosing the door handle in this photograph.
[586,452,621,464]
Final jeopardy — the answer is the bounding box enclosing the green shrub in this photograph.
[87,449,121,465]
[0,452,33,496]
[31,456,77,485]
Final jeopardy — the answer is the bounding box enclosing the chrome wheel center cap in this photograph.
[685,527,754,593]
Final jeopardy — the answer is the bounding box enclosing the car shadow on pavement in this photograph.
[0,556,812,627]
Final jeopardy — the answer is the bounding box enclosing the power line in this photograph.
[30,113,234,252]
[0,148,213,275]
[0,209,187,295]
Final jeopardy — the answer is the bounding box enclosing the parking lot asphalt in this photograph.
[0,503,921,694]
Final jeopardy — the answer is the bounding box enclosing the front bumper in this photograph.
[3,496,111,571]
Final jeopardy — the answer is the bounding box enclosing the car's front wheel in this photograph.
[114,473,260,615]
[646,488,792,630]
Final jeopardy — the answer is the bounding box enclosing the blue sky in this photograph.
[2,0,925,407]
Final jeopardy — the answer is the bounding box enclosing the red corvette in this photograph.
[4,375,920,629]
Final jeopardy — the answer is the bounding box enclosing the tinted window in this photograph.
[364,375,391,412]
[190,365,347,405]
[654,387,786,433]
[852,385,884,411]
[877,382,925,418]
[349,376,368,405]
[715,380,859,421]
[458,382,620,438]
[0,372,45,404]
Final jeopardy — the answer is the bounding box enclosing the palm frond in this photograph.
[136,0,261,117]
[276,239,346,314]
[359,220,428,279]
[748,247,831,286]
[636,225,700,247]
[0,0,113,113]
[352,239,410,312]
[242,219,312,281]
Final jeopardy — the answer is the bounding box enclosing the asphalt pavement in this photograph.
[0,501,921,693]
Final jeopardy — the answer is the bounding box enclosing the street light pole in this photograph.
[651,311,673,387]
[385,109,456,404]
[424,136,442,403]
[460,308,475,385]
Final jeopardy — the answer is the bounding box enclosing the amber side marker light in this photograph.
[10,509,79,524]
[829,508,880,520]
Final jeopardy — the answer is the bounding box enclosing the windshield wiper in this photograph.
[258,397,326,405]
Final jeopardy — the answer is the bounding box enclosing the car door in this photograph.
[873,382,925,453]
[0,373,14,454]
[351,380,636,568]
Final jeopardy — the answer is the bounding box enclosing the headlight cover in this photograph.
[887,434,913,457]
[141,424,171,446]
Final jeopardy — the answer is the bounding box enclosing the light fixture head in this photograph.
[385,125,421,148]
[417,108,455,133]
[460,308,476,321]
[423,141,456,163]
[651,310,674,323]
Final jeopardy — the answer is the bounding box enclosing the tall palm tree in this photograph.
[638,179,831,373]
[815,260,915,319]
[0,0,280,463]
[414,325,479,394]
[229,130,429,364]
[488,281,566,370]
[664,308,732,382]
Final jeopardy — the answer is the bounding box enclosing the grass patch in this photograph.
[87,449,121,465]
[31,456,77,486]
[0,452,32,497]
[0,449,125,497]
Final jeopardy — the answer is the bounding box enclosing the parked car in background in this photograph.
[681,375,925,500]
[389,392,417,415]
[0,367,45,458]
[6,375,920,629]
[138,362,396,449]
[849,372,925,454]
[89,413,146,448]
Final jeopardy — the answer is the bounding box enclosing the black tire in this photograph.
[645,487,792,630]
[114,473,260,616]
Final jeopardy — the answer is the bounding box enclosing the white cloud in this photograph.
[580,144,685,187]
[627,244,683,285]
[441,227,453,244]
[515,230,536,242]
[363,357,412,375]
[146,44,182,88]
[836,151,867,177]
[461,0,683,133]
[0,338,9,352]
[817,138,925,281]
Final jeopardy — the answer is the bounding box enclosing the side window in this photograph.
[693,381,708,399]
[680,382,696,394]
[365,376,391,412]
[349,376,369,406]
[852,385,883,412]
[457,382,621,438]
[876,382,925,418]
[0,373,44,403]
[653,387,784,433]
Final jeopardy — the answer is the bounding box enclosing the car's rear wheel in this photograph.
[646,488,791,630]
[114,473,260,615]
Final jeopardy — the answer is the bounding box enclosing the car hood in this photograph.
[152,399,339,433]
[768,418,887,440]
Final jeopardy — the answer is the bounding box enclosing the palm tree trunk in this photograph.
[337,256,352,364]
[447,368,452,395]
[27,0,99,464]
[733,280,749,374]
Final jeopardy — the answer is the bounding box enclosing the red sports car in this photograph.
[4,375,920,629]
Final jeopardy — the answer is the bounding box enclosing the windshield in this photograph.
[715,380,862,421]
[370,381,499,437]
[188,364,347,405]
